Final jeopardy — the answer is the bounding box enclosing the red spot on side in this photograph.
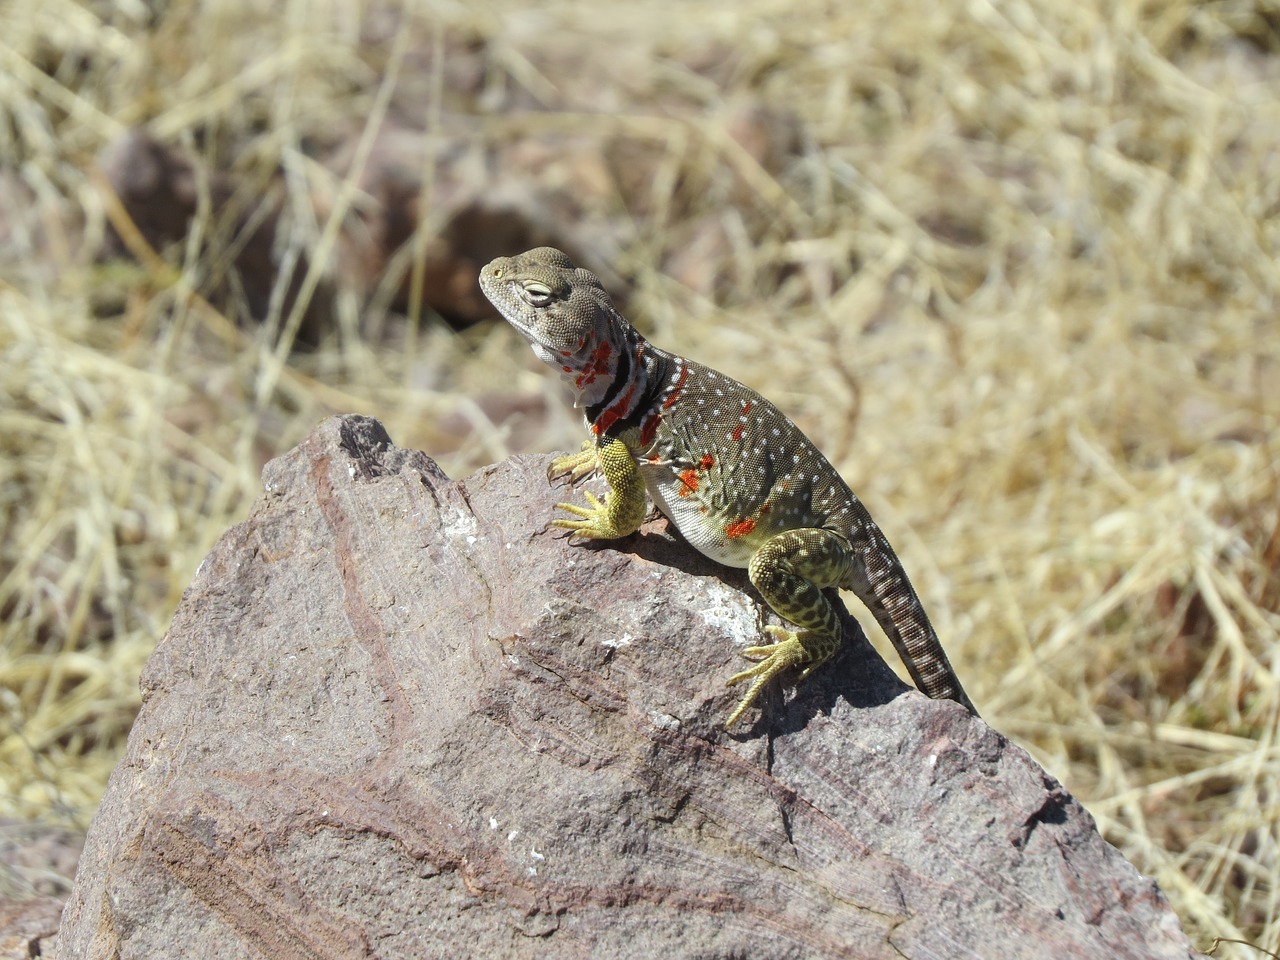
[678,469,699,496]
[725,517,756,539]
[662,364,690,409]
[742,400,753,415]
[699,454,714,470]
[731,423,745,442]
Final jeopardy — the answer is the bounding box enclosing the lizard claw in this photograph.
[723,626,818,727]
[548,440,599,483]
[549,492,628,539]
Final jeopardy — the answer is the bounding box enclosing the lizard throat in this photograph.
[584,336,649,438]
[586,348,687,447]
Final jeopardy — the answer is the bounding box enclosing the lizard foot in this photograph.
[548,440,599,483]
[548,436,647,541]
[723,625,827,727]
[550,492,630,540]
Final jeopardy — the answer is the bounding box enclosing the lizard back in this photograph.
[635,350,861,571]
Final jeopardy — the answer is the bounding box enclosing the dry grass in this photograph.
[2,0,1279,952]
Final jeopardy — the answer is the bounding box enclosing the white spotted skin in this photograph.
[637,355,856,571]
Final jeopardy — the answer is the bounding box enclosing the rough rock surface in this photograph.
[0,820,83,960]
[55,415,1205,960]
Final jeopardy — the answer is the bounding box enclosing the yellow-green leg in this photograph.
[725,528,854,727]
[550,437,647,540]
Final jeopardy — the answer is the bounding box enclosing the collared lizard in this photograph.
[480,247,978,727]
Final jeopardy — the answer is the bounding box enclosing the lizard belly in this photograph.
[642,465,767,569]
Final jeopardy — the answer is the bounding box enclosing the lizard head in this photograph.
[480,247,644,404]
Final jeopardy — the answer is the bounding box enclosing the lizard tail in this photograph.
[846,513,980,717]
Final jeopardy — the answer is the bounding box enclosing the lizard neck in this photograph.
[580,318,653,438]
[586,340,688,451]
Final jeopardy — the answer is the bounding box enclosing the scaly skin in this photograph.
[480,247,977,727]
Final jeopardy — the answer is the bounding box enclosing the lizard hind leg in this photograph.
[725,528,854,727]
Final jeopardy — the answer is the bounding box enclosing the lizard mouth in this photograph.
[477,268,535,335]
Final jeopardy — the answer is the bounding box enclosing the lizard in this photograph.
[479,247,978,727]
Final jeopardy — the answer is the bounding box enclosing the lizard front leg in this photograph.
[725,528,854,727]
[550,437,647,540]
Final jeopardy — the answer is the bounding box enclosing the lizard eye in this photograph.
[522,281,553,306]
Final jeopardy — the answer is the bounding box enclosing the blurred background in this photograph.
[1,0,1278,952]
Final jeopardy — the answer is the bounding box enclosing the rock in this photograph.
[55,415,1205,959]
[1,897,65,960]
[320,119,621,330]
[93,125,615,337]
[95,129,331,345]
[0,820,83,960]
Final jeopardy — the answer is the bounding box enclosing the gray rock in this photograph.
[55,415,1205,959]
